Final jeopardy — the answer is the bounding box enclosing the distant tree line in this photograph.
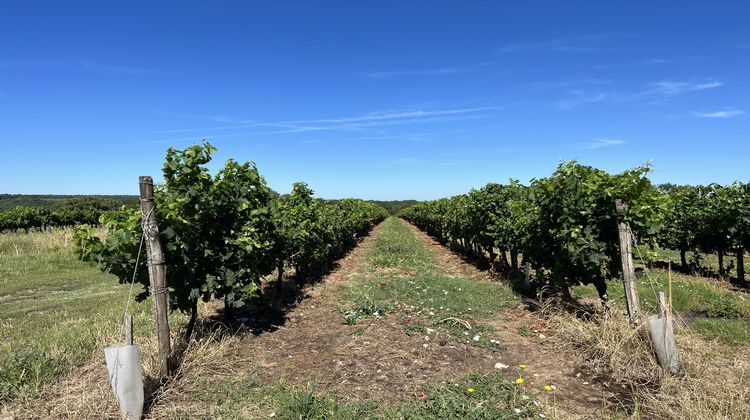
[367,200,420,215]
[0,197,137,232]
[0,194,138,211]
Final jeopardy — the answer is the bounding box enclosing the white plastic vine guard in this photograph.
[104,345,144,420]
[647,314,681,374]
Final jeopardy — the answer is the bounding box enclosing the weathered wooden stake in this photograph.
[657,292,668,317]
[124,315,133,346]
[139,176,171,376]
[737,248,746,284]
[615,199,641,324]
[523,262,532,290]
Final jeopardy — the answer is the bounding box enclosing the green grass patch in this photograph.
[176,369,537,419]
[646,247,746,276]
[0,229,187,404]
[572,269,750,319]
[691,319,750,346]
[338,218,518,350]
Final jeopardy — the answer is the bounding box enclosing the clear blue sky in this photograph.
[2,1,748,200]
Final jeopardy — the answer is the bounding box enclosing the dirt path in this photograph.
[227,219,619,417]
[402,221,626,417]
[232,222,497,402]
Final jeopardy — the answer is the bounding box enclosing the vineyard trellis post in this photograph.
[124,314,133,346]
[616,199,641,324]
[139,176,171,376]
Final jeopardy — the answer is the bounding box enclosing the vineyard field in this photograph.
[2,216,749,418]
[1,145,749,419]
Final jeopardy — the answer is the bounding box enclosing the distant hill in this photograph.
[0,194,418,214]
[367,200,420,214]
[0,194,139,211]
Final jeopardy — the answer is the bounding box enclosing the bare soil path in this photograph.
[221,219,621,417]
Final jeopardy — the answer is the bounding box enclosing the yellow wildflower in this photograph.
[467,387,476,394]
[544,385,552,391]
[515,378,524,385]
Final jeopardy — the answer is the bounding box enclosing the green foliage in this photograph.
[75,142,280,313]
[366,199,420,215]
[74,143,387,315]
[660,182,750,278]
[274,183,388,279]
[403,161,666,297]
[0,194,137,211]
[705,295,743,319]
[0,196,137,232]
[524,162,665,293]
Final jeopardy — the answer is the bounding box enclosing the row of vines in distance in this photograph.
[74,142,388,330]
[401,162,750,301]
[0,200,130,232]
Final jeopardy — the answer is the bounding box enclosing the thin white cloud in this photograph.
[560,79,723,108]
[298,130,467,144]
[582,138,626,149]
[154,106,497,134]
[691,109,744,118]
[532,78,611,88]
[497,33,630,54]
[82,60,167,76]
[615,80,722,104]
[147,107,496,144]
[559,90,607,109]
[365,67,466,78]
[643,58,673,65]
[364,62,495,79]
[648,80,722,95]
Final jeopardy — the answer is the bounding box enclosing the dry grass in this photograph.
[0,228,76,256]
[548,306,750,419]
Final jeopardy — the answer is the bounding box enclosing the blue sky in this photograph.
[1,1,748,200]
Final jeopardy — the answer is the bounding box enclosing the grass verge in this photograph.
[0,229,187,405]
[572,268,750,345]
[338,218,519,349]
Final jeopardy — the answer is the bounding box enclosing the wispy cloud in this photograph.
[582,138,626,149]
[497,33,630,54]
[82,60,167,76]
[642,58,673,65]
[365,67,466,78]
[532,78,611,88]
[298,130,467,144]
[616,80,722,104]
[691,109,744,118]
[648,80,722,95]
[148,106,496,144]
[364,62,494,79]
[558,90,607,109]
[559,79,723,109]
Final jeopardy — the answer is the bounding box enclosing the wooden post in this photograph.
[615,199,641,324]
[657,292,668,317]
[737,248,746,284]
[139,176,171,376]
[124,315,134,346]
[523,262,532,290]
